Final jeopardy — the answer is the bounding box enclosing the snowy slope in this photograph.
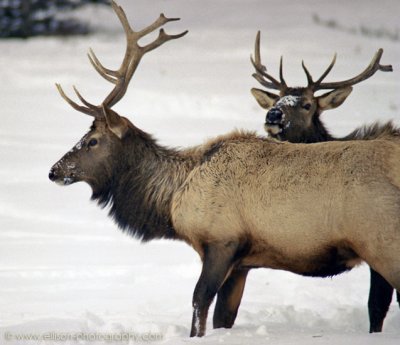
[0,0,400,344]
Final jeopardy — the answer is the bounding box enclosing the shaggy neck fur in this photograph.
[92,126,195,242]
[282,110,400,144]
[342,121,400,141]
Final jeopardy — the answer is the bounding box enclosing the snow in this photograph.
[1,0,399,344]
[275,96,301,108]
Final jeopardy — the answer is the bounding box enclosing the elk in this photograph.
[50,1,400,337]
[250,31,398,333]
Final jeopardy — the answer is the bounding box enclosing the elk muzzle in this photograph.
[49,155,79,186]
[265,107,288,136]
[49,166,76,186]
[266,108,283,124]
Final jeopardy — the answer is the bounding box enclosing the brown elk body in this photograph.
[50,2,400,337]
[250,31,398,333]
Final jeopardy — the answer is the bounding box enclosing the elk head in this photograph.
[250,31,393,142]
[48,1,187,194]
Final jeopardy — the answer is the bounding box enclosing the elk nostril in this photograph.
[266,108,283,124]
[49,169,57,181]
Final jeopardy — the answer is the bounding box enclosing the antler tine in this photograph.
[142,28,188,53]
[302,60,314,86]
[87,48,118,84]
[313,53,337,88]
[254,31,263,69]
[301,53,336,90]
[315,49,393,90]
[252,72,277,89]
[72,86,97,109]
[55,84,100,118]
[279,56,287,89]
[138,13,181,38]
[111,0,134,37]
[250,31,286,91]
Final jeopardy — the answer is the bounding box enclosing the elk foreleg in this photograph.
[190,241,239,337]
[368,268,394,333]
[213,268,249,329]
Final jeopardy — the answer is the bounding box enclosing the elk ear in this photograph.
[101,105,129,140]
[251,88,279,109]
[317,87,353,111]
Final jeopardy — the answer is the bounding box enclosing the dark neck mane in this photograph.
[308,114,335,142]
[341,121,400,141]
[91,127,195,242]
[306,116,400,142]
[281,107,400,144]
[281,111,334,143]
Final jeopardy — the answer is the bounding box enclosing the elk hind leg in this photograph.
[213,268,249,329]
[368,268,394,333]
[366,243,400,301]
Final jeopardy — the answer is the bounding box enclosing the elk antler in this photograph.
[56,0,188,118]
[302,49,393,91]
[251,31,287,92]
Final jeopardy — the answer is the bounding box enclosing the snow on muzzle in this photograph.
[49,143,84,186]
[49,159,78,186]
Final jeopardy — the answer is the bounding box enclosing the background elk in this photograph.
[250,31,397,333]
[49,1,400,338]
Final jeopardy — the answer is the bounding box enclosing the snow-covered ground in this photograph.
[1,0,399,344]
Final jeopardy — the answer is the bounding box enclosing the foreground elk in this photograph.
[251,31,398,333]
[50,2,400,337]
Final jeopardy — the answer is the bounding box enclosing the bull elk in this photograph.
[49,1,400,337]
[250,31,397,333]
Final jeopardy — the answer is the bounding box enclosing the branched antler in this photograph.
[56,0,188,118]
[252,30,393,94]
[251,31,287,92]
[305,49,393,91]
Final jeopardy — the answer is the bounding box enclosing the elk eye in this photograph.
[302,103,312,110]
[88,138,98,147]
